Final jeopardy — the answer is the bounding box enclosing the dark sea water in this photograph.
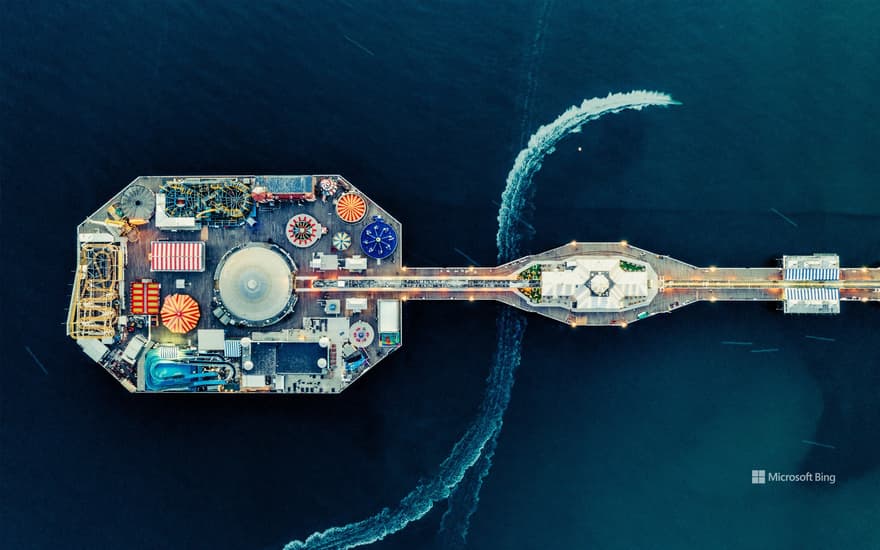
[2,2,879,549]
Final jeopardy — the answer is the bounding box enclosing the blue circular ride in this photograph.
[360,217,398,259]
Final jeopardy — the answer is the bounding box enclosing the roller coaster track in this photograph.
[67,243,122,339]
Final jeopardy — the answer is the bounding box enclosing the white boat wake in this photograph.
[283,90,678,550]
[438,5,552,543]
[516,0,554,149]
[438,89,681,547]
[497,90,680,257]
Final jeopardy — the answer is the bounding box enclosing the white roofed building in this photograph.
[538,256,659,312]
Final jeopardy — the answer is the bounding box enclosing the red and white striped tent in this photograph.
[161,294,201,334]
[150,241,205,272]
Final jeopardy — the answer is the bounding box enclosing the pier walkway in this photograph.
[297,242,880,326]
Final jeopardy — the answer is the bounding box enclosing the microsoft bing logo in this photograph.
[750,468,836,485]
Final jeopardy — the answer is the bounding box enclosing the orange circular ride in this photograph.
[161,293,200,334]
[336,193,367,223]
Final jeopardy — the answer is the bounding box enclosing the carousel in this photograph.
[336,193,367,223]
[161,294,200,334]
[286,214,326,248]
[360,216,398,259]
[332,231,352,251]
[214,243,298,327]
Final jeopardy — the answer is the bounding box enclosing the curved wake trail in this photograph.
[436,417,500,548]
[437,89,679,547]
[498,90,680,256]
[517,0,554,149]
[283,90,677,550]
[438,4,552,543]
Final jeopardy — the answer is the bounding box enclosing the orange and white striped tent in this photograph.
[336,193,367,223]
[161,293,200,334]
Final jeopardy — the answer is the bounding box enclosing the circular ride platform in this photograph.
[160,293,200,334]
[332,231,352,251]
[286,214,324,248]
[336,193,367,223]
[349,321,375,348]
[119,184,156,220]
[360,217,398,259]
[214,243,297,327]
[319,177,338,197]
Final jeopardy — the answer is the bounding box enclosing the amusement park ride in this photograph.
[68,175,880,394]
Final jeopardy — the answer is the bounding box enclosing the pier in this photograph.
[70,175,879,393]
[300,242,880,327]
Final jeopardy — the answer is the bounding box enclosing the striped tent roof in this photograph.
[336,193,367,223]
[161,293,201,334]
[150,241,205,272]
[784,288,840,301]
[784,268,840,281]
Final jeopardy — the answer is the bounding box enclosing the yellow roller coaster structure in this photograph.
[67,243,123,339]
[160,178,252,221]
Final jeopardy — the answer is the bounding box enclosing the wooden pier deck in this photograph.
[305,242,880,327]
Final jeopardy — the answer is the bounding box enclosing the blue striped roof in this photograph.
[224,340,242,358]
[784,288,840,301]
[784,268,839,281]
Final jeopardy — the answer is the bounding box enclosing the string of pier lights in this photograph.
[394,264,484,302]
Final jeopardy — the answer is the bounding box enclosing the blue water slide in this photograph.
[145,350,225,391]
